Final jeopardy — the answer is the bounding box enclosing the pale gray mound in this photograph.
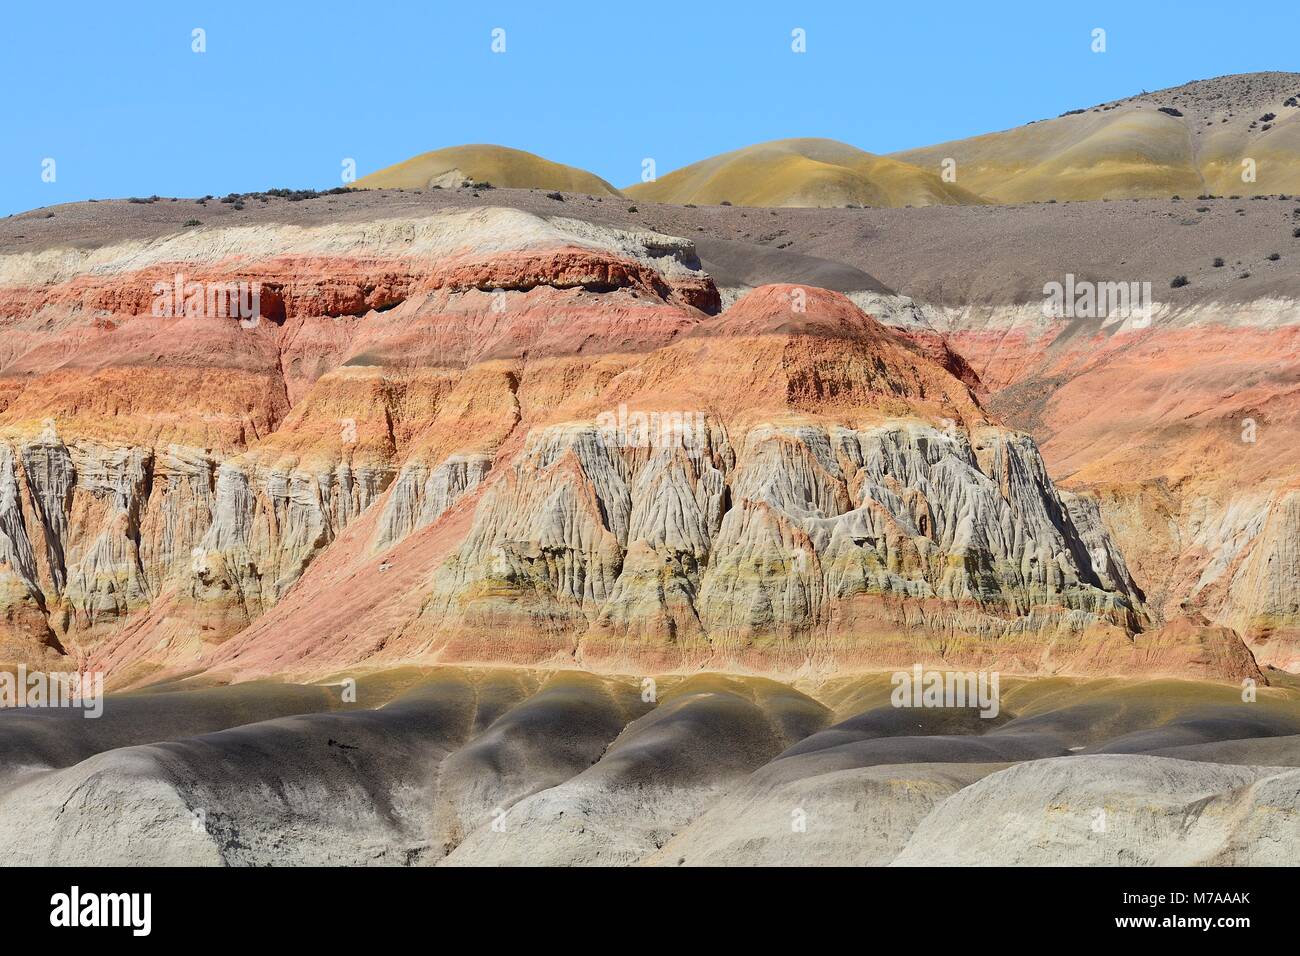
[1085,712,1300,755]
[648,762,1003,867]
[990,699,1300,750]
[0,673,521,865]
[1144,734,1300,767]
[767,732,1069,781]
[0,681,341,785]
[433,672,650,847]
[441,679,830,866]
[780,705,1013,758]
[644,711,1064,867]
[891,755,1300,866]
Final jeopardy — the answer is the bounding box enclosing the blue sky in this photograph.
[2,0,1296,216]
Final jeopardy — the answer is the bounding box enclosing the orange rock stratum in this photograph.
[0,202,1280,686]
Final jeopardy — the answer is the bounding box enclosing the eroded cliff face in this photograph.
[937,297,1300,672]
[407,416,1143,676]
[0,205,1242,684]
[0,209,708,674]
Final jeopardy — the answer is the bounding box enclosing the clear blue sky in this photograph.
[2,0,1296,216]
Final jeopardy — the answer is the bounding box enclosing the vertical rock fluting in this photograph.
[944,296,1300,672]
[0,209,730,672]
[0,206,1223,681]
[409,417,1143,674]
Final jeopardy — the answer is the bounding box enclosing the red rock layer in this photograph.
[946,307,1300,671]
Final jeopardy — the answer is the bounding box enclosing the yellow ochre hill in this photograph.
[893,72,1300,201]
[350,74,1300,205]
[625,137,985,208]
[351,144,624,196]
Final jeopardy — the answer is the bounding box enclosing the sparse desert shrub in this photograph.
[1260,112,1276,122]
[627,206,637,213]
[1267,252,1281,260]
[182,219,201,227]
[1157,106,1183,117]
[246,187,352,202]
[1170,275,1190,288]
[1197,207,1210,212]
[1213,257,1225,267]
[1239,272,1251,278]
[1293,227,1300,237]
[720,200,732,206]
[545,191,564,201]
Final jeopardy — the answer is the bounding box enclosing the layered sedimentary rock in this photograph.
[0,208,714,675]
[935,297,1300,672]
[181,278,1156,683]
[0,201,1264,684]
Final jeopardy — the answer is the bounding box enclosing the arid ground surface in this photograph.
[1,667,1298,865]
[3,74,1300,863]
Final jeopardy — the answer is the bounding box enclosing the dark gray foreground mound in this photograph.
[0,670,1296,865]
